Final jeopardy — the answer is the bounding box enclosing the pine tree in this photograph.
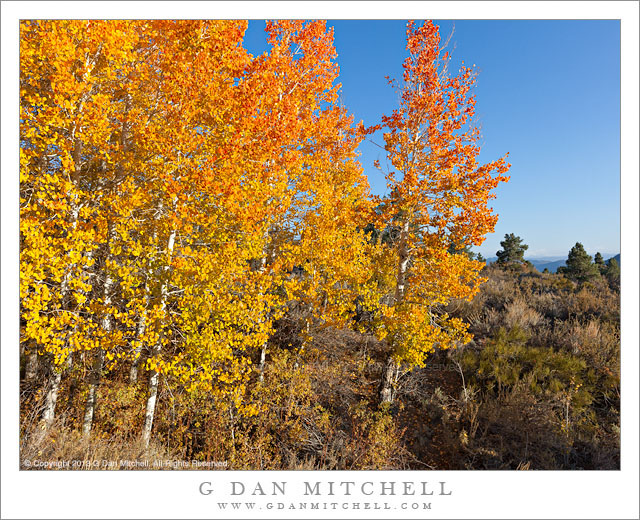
[605,257,620,288]
[594,252,606,275]
[476,253,486,264]
[496,233,528,266]
[560,242,598,282]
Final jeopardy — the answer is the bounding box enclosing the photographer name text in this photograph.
[199,480,452,497]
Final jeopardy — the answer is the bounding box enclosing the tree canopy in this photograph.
[496,233,528,266]
[558,242,599,282]
[20,19,510,445]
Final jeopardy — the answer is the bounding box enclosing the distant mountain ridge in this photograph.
[528,258,565,273]
[484,254,620,273]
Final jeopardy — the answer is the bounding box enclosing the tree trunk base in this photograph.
[379,357,399,405]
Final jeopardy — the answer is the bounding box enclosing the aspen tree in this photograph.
[370,21,510,403]
[20,20,142,424]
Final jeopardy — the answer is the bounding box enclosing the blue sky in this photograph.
[244,20,621,259]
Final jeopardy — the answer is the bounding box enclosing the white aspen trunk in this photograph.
[40,202,81,425]
[380,219,411,405]
[24,350,39,383]
[81,351,104,436]
[65,352,78,412]
[41,369,63,426]
[379,357,399,404]
[41,295,72,425]
[82,268,112,436]
[258,346,267,383]
[64,247,93,411]
[129,312,147,384]
[81,217,114,436]
[129,285,149,384]
[142,369,160,448]
[257,230,270,383]
[142,227,176,449]
[394,219,411,305]
[39,50,101,427]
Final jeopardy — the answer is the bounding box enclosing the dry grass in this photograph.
[503,297,543,331]
[20,422,178,470]
[18,262,620,471]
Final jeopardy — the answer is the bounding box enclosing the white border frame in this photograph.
[2,2,638,519]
